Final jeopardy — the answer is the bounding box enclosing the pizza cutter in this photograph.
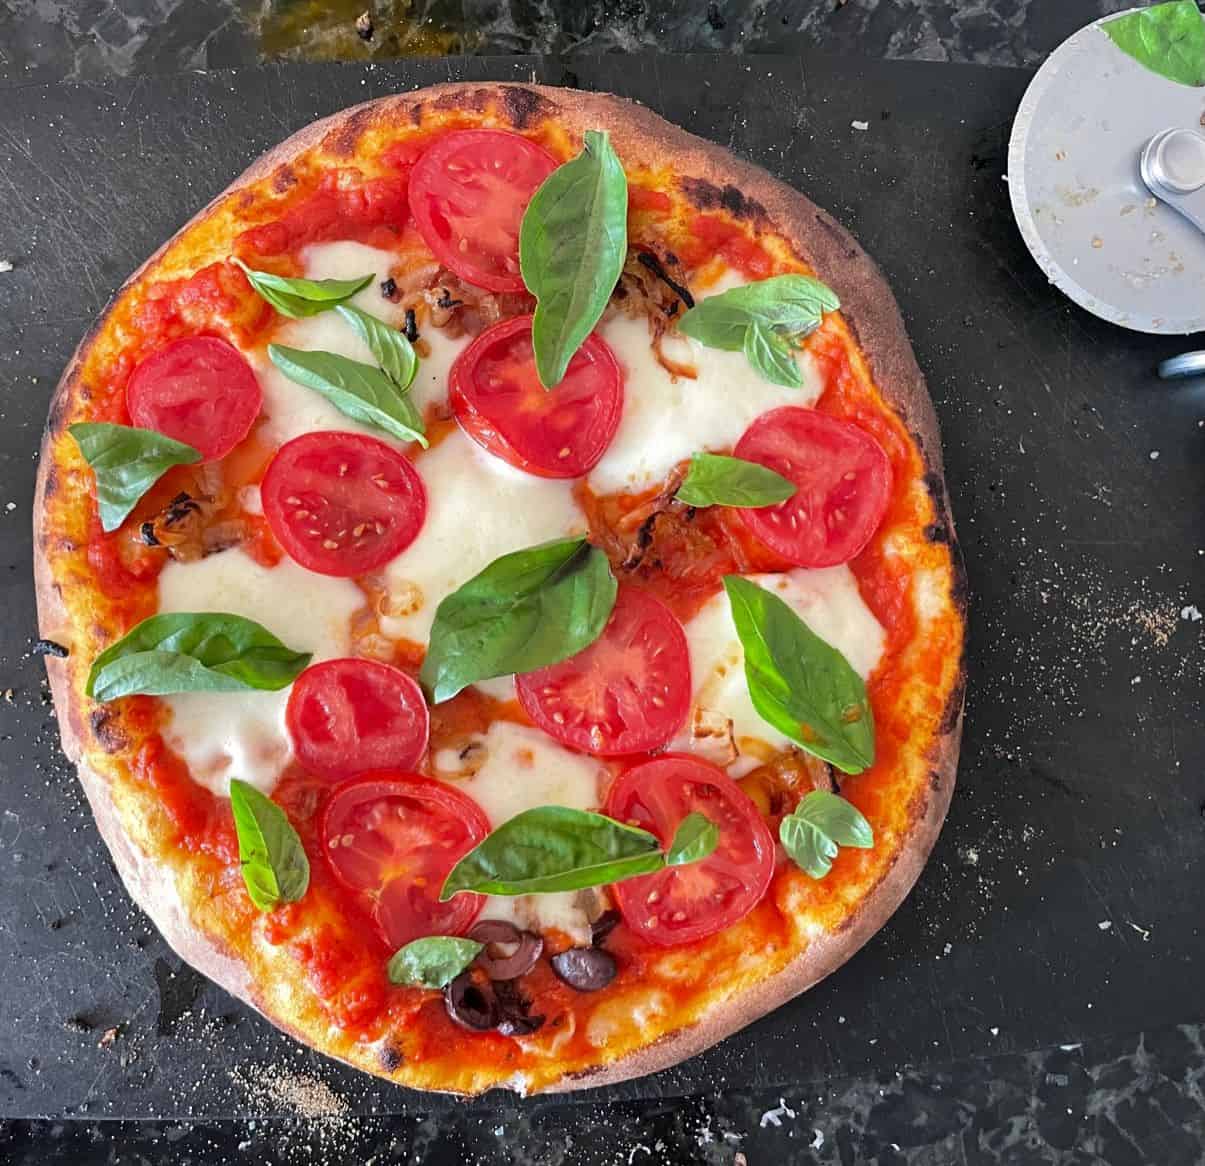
[1008,9,1205,335]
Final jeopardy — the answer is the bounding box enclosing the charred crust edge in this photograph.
[89,707,127,754]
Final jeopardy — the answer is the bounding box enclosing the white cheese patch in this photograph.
[679,567,885,774]
[379,430,585,645]
[156,548,364,797]
[299,241,400,315]
[589,275,823,495]
[410,325,468,417]
[446,721,606,944]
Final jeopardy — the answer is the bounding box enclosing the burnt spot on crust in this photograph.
[271,165,298,194]
[377,1043,404,1072]
[42,462,60,501]
[89,708,127,754]
[47,389,74,437]
[325,106,377,159]
[679,177,767,222]
[500,86,555,131]
[924,521,949,544]
[938,672,967,737]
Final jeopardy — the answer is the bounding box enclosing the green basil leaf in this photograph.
[229,778,310,910]
[665,812,719,868]
[676,452,797,509]
[779,789,874,880]
[723,576,874,775]
[335,305,418,391]
[1104,1,1205,87]
[87,612,311,701]
[743,324,804,388]
[233,257,374,319]
[441,806,663,898]
[421,537,617,704]
[267,344,427,447]
[68,422,200,533]
[387,936,483,989]
[678,274,840,385]
[520,130,628,388]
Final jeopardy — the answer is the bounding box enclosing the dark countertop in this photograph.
[0,0,1136,85]
[1,8,1204,1166]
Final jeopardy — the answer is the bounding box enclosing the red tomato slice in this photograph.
[605,755,774,947]
[733,406,891,568]
[261,431,426,577]
[408,129,557,292]
[126,336,262,462]
[450,315,623,478]
[321,774,488,950]
[286,658,429,782]
[516,586,690,756]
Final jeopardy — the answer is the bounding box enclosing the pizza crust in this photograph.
[34,83,966,1094]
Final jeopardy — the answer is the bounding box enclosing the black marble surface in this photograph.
[1,8,1204,1166]
[0,0,1139,87]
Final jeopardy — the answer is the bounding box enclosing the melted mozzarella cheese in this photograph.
[156,549,364,796]
[379,430,586,644]
[588,276,823,495]
[444,721,606,944]
[680,567,885,774]
[299,241,400,315]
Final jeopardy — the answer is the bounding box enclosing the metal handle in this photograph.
[1141,128,1205,236]
[1157,351,1205,380]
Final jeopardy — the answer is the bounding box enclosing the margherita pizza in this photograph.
[34,84,965,1094]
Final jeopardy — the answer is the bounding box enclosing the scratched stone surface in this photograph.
[0,51,1203,1165]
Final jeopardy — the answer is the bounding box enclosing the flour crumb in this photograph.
[1098,920,1112,930]
[1182,605,1202,622]
[811,1128,825,1149]
[851,120,869,131]
[0,260,12,273]
[759,1098,798,1128]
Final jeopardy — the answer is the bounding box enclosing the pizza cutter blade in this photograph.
[1008,9,1205,335]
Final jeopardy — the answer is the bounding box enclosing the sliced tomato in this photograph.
[126,335,262,462]
[450,315,623,478]
[733,406,891,568]
[408,129,557,292]
[261,431,426,577]
[287,658,429,782]
[605,755,774,947]
[321,774,488,950]
[516,586,690,756]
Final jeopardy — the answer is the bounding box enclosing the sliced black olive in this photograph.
[443,973,498,1031]
[468,920,543,981]
[494,979,545,1037]
[550,947,617,992]
[590,910,621,946]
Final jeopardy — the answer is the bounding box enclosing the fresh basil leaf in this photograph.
[665,812,719,868]
[723,576,874,775]
[743,323,804,388]
[676,452,797,509]
[421,537,617,704]
[69,422,200,533]
[87,612,311,701]
[1104,1,1205,87]
[520,130,628,388]
[442,806,663,898]
[267,344,427,447]
[229,778,310,910]
[233,257,374,319]
[678,274,840,386]
[387,936,483,989]
[779,789,873,880]
[335,305,418,391]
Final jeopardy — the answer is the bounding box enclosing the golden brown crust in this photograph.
[34,83,965,1094]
